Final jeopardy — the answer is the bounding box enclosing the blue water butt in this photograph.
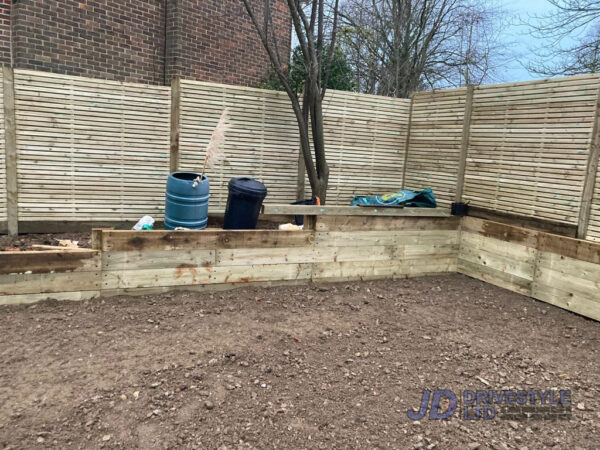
[164,172,209,230]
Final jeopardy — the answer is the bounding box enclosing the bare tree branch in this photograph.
[526,1,600,76]
[338,0,510,96]
[241,0,338,201]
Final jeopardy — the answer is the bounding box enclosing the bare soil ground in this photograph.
[0,233,92,251]
[0,274,598,449]
[0,220,281,251]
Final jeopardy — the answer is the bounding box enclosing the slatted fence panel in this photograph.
[587,167,600,241]
[0,69,6,224]
[404,88,467,207]
[463,75,600,224]
[14,70,171,221]
[319,90,410,204]
[178,80,300,211]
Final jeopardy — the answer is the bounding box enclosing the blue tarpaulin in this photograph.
[350,188,437,208]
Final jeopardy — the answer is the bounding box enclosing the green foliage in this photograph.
[260,45,355,93]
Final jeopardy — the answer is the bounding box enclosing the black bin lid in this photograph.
[228,177,267,196]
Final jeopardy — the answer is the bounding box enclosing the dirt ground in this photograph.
[0,233,93,251]
[0,219,282,251]
[0,274,598,449]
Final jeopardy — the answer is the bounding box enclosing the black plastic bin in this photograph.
[292,199,316,225]
[223,177,268,229]
[451,202,469,217]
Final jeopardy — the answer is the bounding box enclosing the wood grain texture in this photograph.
[459,217,600,321]
[0,218,459,304]
[577,87,600,238]
[404,88,467,207]
[179,81,411,208]
[13,69,171,221]
[455,85,474,202]
[178,81,301,209]
[0,290,100,306]
[0,249,100,274]
[4,68,600,234]
[315,215,459,232]
[317,90,411,204]
[463,75,600,225]
[100,229,316,252]
[262,204,450,217]
[0,271,101,296]
[3,216,600,322]
[2,67,16,234]
[170,77,181,172]
[0,67,4,225]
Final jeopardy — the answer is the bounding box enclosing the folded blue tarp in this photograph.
[350,188,437,208]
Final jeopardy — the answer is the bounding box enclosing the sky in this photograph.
[500,0,571,83]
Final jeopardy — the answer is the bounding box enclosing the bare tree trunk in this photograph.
[240,0,337,202]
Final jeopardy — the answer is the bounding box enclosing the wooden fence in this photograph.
[313,90,410,204]
[403,87,468,207]
[175,81,411,209]
[4,68,600,242]
[13,70,171,222]
[0,69,6,225]
[176,80,300,209]
[405,74,600,242]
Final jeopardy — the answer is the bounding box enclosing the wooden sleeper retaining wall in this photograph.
[0,215,459,305]
[1,215,599,324]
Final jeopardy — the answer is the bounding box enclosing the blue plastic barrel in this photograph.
[223,177,267,229]
[164,172,209,230]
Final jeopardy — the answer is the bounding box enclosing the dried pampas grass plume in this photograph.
[193,108,231,188]
[202,107,231,176]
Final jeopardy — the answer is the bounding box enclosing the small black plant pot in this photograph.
[451,202,469,217]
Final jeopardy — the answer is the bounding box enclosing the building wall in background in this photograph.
[0,0,11,65]
[0,0,290,86]
[166,0,291,86]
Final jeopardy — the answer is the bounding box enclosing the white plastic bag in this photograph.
[132,215,155,230]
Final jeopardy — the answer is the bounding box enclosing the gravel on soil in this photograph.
[0,274,598,449]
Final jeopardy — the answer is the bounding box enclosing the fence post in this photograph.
[454,84,474,203]
[170,77,181,173]
[577,86,600,239]
[400,93,414,190]
[3,66,18,236]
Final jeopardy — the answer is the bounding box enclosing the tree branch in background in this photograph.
[527,1,600,76]
[338,0,510,97]
[241,0,339,202]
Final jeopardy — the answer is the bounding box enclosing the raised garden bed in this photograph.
[1,213,599,322]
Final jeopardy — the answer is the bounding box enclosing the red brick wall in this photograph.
[167,0,291,86]
[0,0,11,65]
[0,0,291,86]
[10,0,166,84]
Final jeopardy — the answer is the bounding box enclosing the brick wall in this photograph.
[166,0,291,86]
[0,0,291,87]
[0,0,10,65]
[10,0,166,84]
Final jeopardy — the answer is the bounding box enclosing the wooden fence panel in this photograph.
[178,80,300,210]
[463,75,600,224]
[0,68,5,225]
[587,167,600,240]
[404,88,468,207]
[8,67,600,234]
[319,90,410,204]
[14,70,171,221]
